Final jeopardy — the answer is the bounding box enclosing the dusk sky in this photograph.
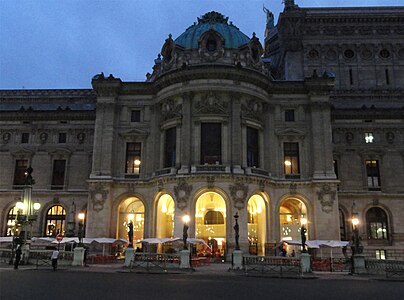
[1,0,402,89]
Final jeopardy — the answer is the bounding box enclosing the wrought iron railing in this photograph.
[243,255,301,276]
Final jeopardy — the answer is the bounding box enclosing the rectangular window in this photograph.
[13,159,28,186]
[385,69,390,85]
[21,133,29,144]
[201,123,221,165]
[375,250,386,260]
[126,142,141,175]
[284,142,299,178]
[51,160,66,189]
[247,127,259,168]
[366,160,380,190]
[131,110,141,122]
[349,69,353,85]
[164,127,176,168]
[365,132,374,144]
[285,110,295,122]
[58,133,67,143]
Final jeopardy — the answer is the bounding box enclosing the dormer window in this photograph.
[207,39,217,52]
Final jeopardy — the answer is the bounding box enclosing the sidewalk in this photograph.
[1,261,402,281]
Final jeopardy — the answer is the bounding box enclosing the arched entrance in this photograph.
[195,192,226,258]
[279,198,307,241]
[247,195,267,255]
[156,194,175,239]
[117,197,144,246]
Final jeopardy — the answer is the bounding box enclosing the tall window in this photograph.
[131,110,141,122]
[339,209,346,240]
[164,127,176,168]
[201,123,221,165]
[51,160,66,189]
[285,109,295,122]
[13,159,28,186]
[58,133,67,143]
[5,207,18,236]
[333,160,339,178]
[366,207,388,240]
[284,142,299,177]
[247,127,259,168]
[366,160,380,190]
[21,133,29,143]
[45,205,66,237]
[126,142,141,175]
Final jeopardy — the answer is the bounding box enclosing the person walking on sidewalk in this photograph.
[51,249,59,271]
[14,245,22,269]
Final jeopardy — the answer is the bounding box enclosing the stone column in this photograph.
[179,93,192,174]
[230,94,243,173]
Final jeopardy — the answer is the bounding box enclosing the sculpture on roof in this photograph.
[263,6,274,30]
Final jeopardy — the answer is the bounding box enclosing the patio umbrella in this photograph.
[92,238,129,256]
[0,236,13,243]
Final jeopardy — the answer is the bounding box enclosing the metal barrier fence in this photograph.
[243,255,301,277]
[0,249,12,263]
[130,253,181,272]
[366,259,404,278]
[29,250,74,268]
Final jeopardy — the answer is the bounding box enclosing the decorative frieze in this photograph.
[317,184,337,213]
[229,179,248,210]
[173,178,192,210]
[89,182,109,212]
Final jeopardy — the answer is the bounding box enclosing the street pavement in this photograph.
[1,262,403,300]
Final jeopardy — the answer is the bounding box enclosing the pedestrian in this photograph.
[14,245,22,269]
[291,249,296,257]
[51,249,59,271]
[83,247,88,267]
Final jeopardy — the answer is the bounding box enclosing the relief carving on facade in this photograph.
[317,184,336,213]
[89,182,109,212]
[174,178,192,210]
[206,176,215,189]
[2,132,11,143]
[229,180,248,210]
[194,92,228,115]
[241,99,263,120]
[161,98,182,121]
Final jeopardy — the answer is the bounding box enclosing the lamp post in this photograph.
[182,215,190,250]
[234,212,240,250]
[300,217,307,253]
[78,212,85,247]
[351,203,363,256]
[16,167,41,243]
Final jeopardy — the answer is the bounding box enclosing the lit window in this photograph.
[284,142,299,178]
[45,205,66,237]
[13,160,28,186]
[366,207,388,240]
[5,207,18,236]
[126,142,141,175]
[365,132,374,143]
[375,250,386,260]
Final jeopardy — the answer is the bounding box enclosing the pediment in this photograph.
[275,128,305,137]
[119,128,149,138]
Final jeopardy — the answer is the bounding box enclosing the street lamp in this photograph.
[16,167,41,242]
[78,212,85,247]
[300,217,307,253]
[351,203,363,256]
[127,214,134,248]
[182,215,190,250]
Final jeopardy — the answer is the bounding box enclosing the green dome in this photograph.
[174,11,250,49]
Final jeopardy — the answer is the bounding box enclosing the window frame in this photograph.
[125,142,142,176]
[247,127,259,168]
[131,110,141,123]
[44,205,66,237]
[366,207,389,240]
[366,160,380,190]
[283,142,300,178]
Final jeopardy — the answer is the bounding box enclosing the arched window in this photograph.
[45,205,66,237]
[5,207,18,236]
[366,207,388,240]
[339,209,347,240]
[204,211,224,225]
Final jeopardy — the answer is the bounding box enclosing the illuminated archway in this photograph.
[117,197,144,245]
[279,198,307,241]
[247,195,267,255]
[156,194,175,239]
[195,192,226,256]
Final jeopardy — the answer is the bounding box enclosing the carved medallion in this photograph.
[89,182,109,212]
[229,180,248,210]
[174,179,192,210]
[317,184,336,214]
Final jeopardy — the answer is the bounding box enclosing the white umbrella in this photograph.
[32,237,55,243]
[91,237,128,256]
[187,238,209,247]
[51,237,94,244]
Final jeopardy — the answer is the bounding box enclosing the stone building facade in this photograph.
[1,1,404,259]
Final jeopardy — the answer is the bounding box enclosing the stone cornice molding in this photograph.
[10,148,35,158]
[0,89,95,98]
[119,128,149,139]
[275,127,306,138]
